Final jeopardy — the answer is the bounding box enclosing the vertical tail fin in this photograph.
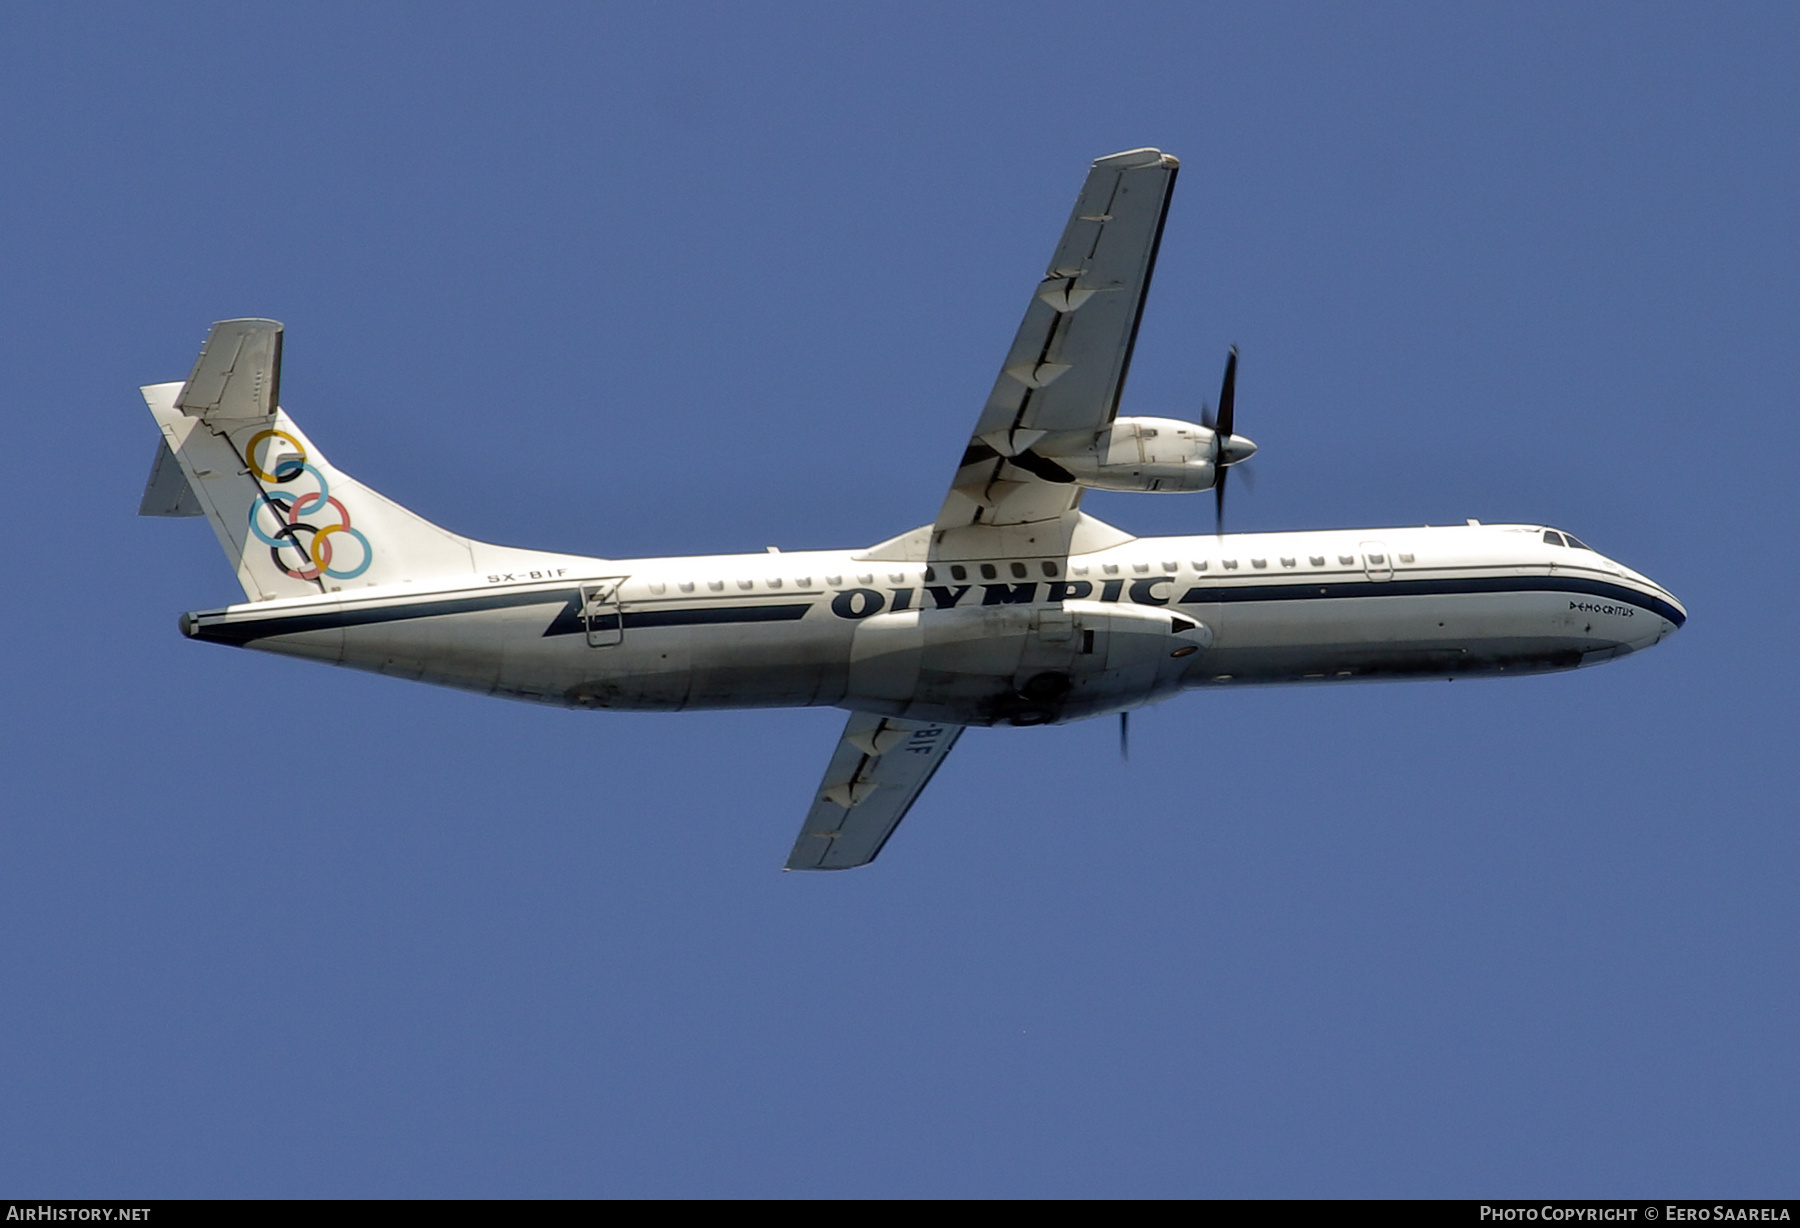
[141,319,476,601]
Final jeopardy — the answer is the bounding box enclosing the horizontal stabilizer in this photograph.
[137,437,202,517]
[176,318,283,423]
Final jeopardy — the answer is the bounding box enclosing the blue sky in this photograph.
[1,2,1795,1197]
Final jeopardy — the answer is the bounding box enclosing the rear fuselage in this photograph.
[183,522,1685,728]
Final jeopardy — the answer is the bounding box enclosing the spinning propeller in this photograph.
[1117,348,1255,760]
[1200,346,1256,533]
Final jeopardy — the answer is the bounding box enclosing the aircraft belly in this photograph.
[847,602,1199,727]
[857,607,1046,726]
[559,628,694,709]
[1186,589,1644,684]
[246,624,345,666]
[678,618,850,710]
[557,612,850,712]
[331,602,542,698]
[237,596,851,712]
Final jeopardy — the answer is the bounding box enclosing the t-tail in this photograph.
[138,319,477,601]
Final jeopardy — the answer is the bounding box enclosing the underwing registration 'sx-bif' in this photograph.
[139,148,1685,870]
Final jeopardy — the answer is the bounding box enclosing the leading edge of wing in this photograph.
[785,713,965,871]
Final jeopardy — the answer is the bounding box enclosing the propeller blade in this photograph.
[1119,711,1130,761]
[1207,346,1239,536]
[1216,345,1238,440]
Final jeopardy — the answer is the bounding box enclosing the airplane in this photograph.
[137,147,1686,871]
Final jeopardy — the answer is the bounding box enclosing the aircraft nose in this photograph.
[1662,587,1688,630]
[1614,559,1685,646]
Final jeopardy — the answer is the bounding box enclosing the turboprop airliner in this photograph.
[138,147,1685,870]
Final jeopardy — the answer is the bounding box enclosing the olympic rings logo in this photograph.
[244,429,374,582]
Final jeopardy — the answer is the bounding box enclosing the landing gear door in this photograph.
[1360,541,1393,582]
[581,578,626,647]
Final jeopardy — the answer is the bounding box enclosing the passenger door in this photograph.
[581,579,626,647]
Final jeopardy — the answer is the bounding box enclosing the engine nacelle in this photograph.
[1038,416,1220,493]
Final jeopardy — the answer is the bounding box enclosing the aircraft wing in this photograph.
[785,713,964,871]
[932,148,1179,556]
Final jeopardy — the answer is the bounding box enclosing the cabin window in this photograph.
[1252,558,1267,569]
[1367,553,1385,565]
[980,563,998,580]
[856,573,873,584]
[1041,561,1058,577]
[794,576,809,587]
[708,580,724,591]
[1397,553,1414,564]
[679,581,695,593]
[1192,560,1208,571]
[649,582,666,594]
[1162,561,1177,573]
[1223,559,1239,570]
[951,565,967,581]
[1103,563,1119,575]
[1280,557,1295,568]
[767,577,783,588]
[924,566,936,582]
[1338,554,1355,565]
[1542,531,1566,547]
[825,575,842,586]
[737,579,754,590]
[1010,562,1028,579]
[1132,562,1149,574]
[1072,565,1088,576]
[1310,556,1325,566]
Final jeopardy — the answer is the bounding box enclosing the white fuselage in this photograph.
[183,522,1685,728]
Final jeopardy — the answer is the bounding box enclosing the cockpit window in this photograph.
[1563,533,1592,550]
[1542,530,1566,547]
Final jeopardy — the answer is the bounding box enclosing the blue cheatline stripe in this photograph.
[624,605,811,629]
[184,587,813,647]
[1177,573,1685,627]
[181,570,1684,648]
